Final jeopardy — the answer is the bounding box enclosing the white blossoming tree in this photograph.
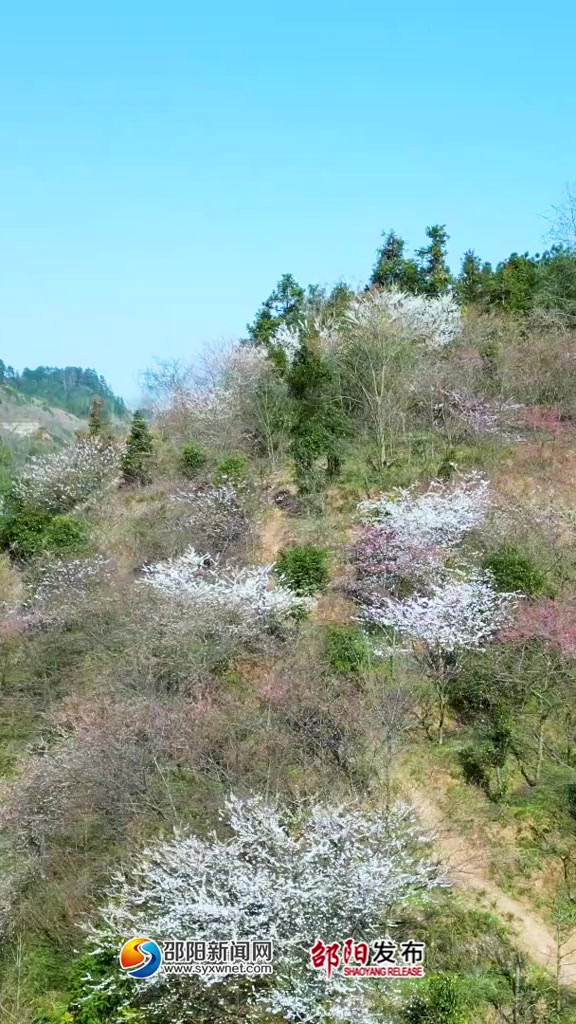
[12,438,121,514]
[357,473,490,548]
[81,794,445,1024]
[142,546,314,638]
[346,289,462,350]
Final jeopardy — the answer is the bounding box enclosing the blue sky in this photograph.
[1,2,575,400]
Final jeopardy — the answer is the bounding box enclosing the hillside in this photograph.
[4,261,576,1022]
[0,362,127,420]
[0,384,85,446]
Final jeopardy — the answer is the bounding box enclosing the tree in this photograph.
[491,252,539,315]
[87,397,104,437]
[370,230,423,294]
[456,250,494,306]
[417,225,453,296]
[549,184,576,251]
[77,794,443,1024]
[121,411,154,485]
[287,333,348,491]
[246,273,306,371]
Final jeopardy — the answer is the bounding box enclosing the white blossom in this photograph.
[361,573,517,653]
[347,289,462,349]
[28,556,115,606]
[357,473,490,548]
[84,794,445,1023]
[12,439,121,513]
[142,547,313,623]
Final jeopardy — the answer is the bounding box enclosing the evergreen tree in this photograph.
[370,230,423,293]
[457,250,484,305]
[492,252,539,315]
[121,411,154,485]
[246,273,306,371]
[417,225,453,296]
[88,397,104,437]
[287,332,348,492]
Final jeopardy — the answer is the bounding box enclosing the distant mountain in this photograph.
[0,361,128,419]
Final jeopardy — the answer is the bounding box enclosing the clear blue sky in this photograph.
[1,2,575,400]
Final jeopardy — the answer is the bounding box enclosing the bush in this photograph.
[181,442,207,477]
[403,973,469,1023]
[214,454,248,486]
[43,515,90,555]
[0,504,89,560]
[275,544,330,595]
[483,544,547,595]
[324,624,369,673]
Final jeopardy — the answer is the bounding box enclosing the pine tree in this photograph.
[88,397,104,437]
[417,225,453,296]
[121,411,154,485]
[287,332,348,492]
[370,230,423,293]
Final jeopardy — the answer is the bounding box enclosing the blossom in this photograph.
[361,573,517,653]
[27,556,114,607]
[12,439,121,513]
[352,523,446,595]
[500,598,576,658]
[347,289,462,349]
[357,473,490,548]
[141,547,313,623]
[83,794,444,1023]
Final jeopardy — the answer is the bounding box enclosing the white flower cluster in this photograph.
[363,573,516,653]
[348,288,462,349]
[12,439,121,513]
[358,472,490,548]
[28,556,114,606]
[356,474,517,653]
[85,794,444,1023]
[142,547,313,623]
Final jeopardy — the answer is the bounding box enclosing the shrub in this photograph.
[483,545,547,595]
[324,624,369,673]
[403,973,469,1023]
[275,544,330,595]
[214,453,249,486]
[0,504,89,560]
[43,515,90,555]
[181,442,206,477]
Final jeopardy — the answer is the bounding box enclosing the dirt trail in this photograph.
[259,505,289,563]
[408,787,576,985]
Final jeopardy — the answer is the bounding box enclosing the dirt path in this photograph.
[259,505,289,563]
[409,787,576,985]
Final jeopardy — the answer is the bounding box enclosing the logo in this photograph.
[119,937,163,979]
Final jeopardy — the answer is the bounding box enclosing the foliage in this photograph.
[0,506,89,560]
[214,452,249,485]
[274,544,330,595]
[78,794,444,1023]
[403,973,469,1023]
[323,623,370,673]
[483,545,548,596]
[180,441,206,477]
[121,411,154,485]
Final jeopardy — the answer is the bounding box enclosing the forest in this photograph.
[3,205,576,1023]
[0,363,127,420]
